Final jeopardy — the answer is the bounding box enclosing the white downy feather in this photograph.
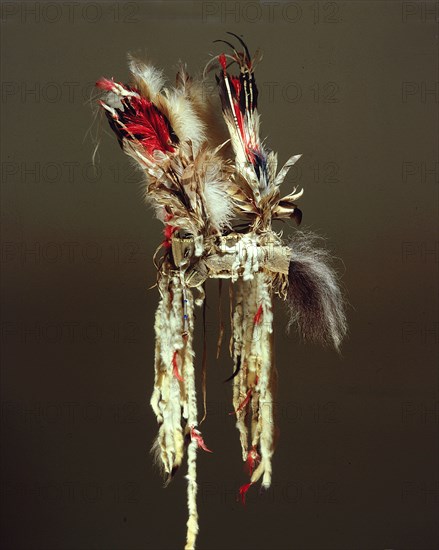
[163,89,206,152]
[203,181,233,231]
[128,55,166,100]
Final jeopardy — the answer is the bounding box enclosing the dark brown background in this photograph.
[1,1,438,549]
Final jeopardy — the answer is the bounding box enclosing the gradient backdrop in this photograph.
[1,1,438,549]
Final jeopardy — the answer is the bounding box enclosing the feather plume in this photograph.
[160,88,206,152]
[202,179,234,230]
[128,55,166,100]
[211,35,269,199]
[96,80,178,156]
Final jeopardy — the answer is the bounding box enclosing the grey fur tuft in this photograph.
[287,231,347,350]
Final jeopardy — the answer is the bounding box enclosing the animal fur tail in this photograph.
[287,231,347,350]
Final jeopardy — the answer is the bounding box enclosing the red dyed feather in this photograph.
[120,95,175,155]
[96,77,119,92]
[246,447,261,476]
[190,427,213,453]
[253,305,263,325]
[97,79,176,156]
[238,482,253,505]
[163,223,178,248]
[230,76,241,96]
[218,53,227,71]
[172,350,183,381]
[229,388,252,415]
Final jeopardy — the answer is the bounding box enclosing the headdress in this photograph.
[96,33,347,549]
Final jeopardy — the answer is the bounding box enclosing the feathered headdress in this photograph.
[96,33,347,550]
